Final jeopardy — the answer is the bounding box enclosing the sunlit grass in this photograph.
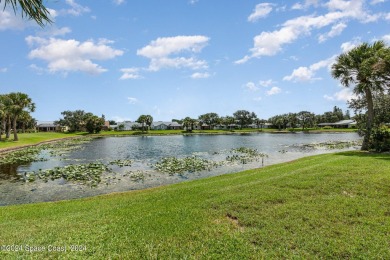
[0,151,389,258]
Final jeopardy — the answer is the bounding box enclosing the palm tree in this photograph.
[1,0,52,27]
[182,117,196,132]
[331,41,390,150]
[145,115,153,131]
[7,92,35,141]
[0,94,13,139]
[136,115,148,132]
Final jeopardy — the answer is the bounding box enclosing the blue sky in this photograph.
[1,0,389,122]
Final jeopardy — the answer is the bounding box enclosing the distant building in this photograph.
[318,120,356,128]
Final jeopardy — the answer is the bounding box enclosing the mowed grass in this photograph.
[1,151,389,259]
[0,132,82,149]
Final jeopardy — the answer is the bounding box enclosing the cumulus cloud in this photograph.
[266,86,282,96]
[340,38,361,52]
[26,36,123,75]
[248,3,274,22]
[318,22,347,42]
[120,68,142,80]
[191,72,210,79]
[324,88,356,102]
[237,0,382,63]
[0,10,27,30]
[127,97,139,104]
[137,35,209,71]
[61,0,90,16]
[243,81,259,91]
[283,56,336,82]
[383,34,390,44]
[259,79,276,87]
[292,0,319,10]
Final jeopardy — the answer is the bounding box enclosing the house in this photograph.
[36,121,68,132]
[152,121,183,130]
[318,120,356,128]
[114,121,141,131]
[152,121,169,130]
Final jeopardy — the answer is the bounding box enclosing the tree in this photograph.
[233,110,253,129]
[136,115,148,132]
[198,113,219,130]
[182,117,196,132]
[1,0,52,27]
[145,115,153,130]
[331,41,390,150]
[7,92,35,141]
[56,110,87,132]
[221,116,235,130]
[85,113,105,134]
[297,111,315,130]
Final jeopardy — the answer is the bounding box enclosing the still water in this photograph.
[0,133,360,205]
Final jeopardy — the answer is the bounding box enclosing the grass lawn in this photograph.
[0,132,83,150]
[0,151,389,258]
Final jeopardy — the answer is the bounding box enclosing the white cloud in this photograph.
[120,68,142,80]
[243,81,259,91]
[237,0,382,63]
[292,0,319,10]
[318,22,347,42]
[324,87,356,102]
[248,3,274,22]
[60,0,90,16]
[253,97,262,101]
[26,36,123,75]
[0,10,26,30]
[189,0,199,4]
[0,68,7,73]
[127,97,139,104]
[137,35,209,71]
[370,0,385,4]
[113,0,125,5]
[40,27,72,37]
[383,34,390,44]
[259,79,276,87]
[284,56,336,82]
[266,86,282,96]
[386,13,390,20]
[340,38,361,53]
[191,72,210,79]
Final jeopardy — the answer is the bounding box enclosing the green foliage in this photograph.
[22,162,112,187]
[155,156,220,175]
[226,147,268,164]
[1,0,52,27]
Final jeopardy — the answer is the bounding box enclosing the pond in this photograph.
[0,132,361,206]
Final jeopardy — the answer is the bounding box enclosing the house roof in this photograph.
[37,121,56,127]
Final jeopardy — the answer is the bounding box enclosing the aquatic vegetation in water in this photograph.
[226,147,268,164]
[109,159,132,167]
[0,137,95,166]
[155,156,220,175]
[127,170,146,182]
[0,147,47,165]
[297,140,362,150]
[20,162,112,187]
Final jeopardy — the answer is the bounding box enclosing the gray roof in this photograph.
[37,121,56,127]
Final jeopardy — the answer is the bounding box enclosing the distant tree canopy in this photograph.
[233,110,257,129]
[1,0,53,27]
[55,110,105,134]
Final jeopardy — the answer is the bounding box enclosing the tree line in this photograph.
[0,92,35,141]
